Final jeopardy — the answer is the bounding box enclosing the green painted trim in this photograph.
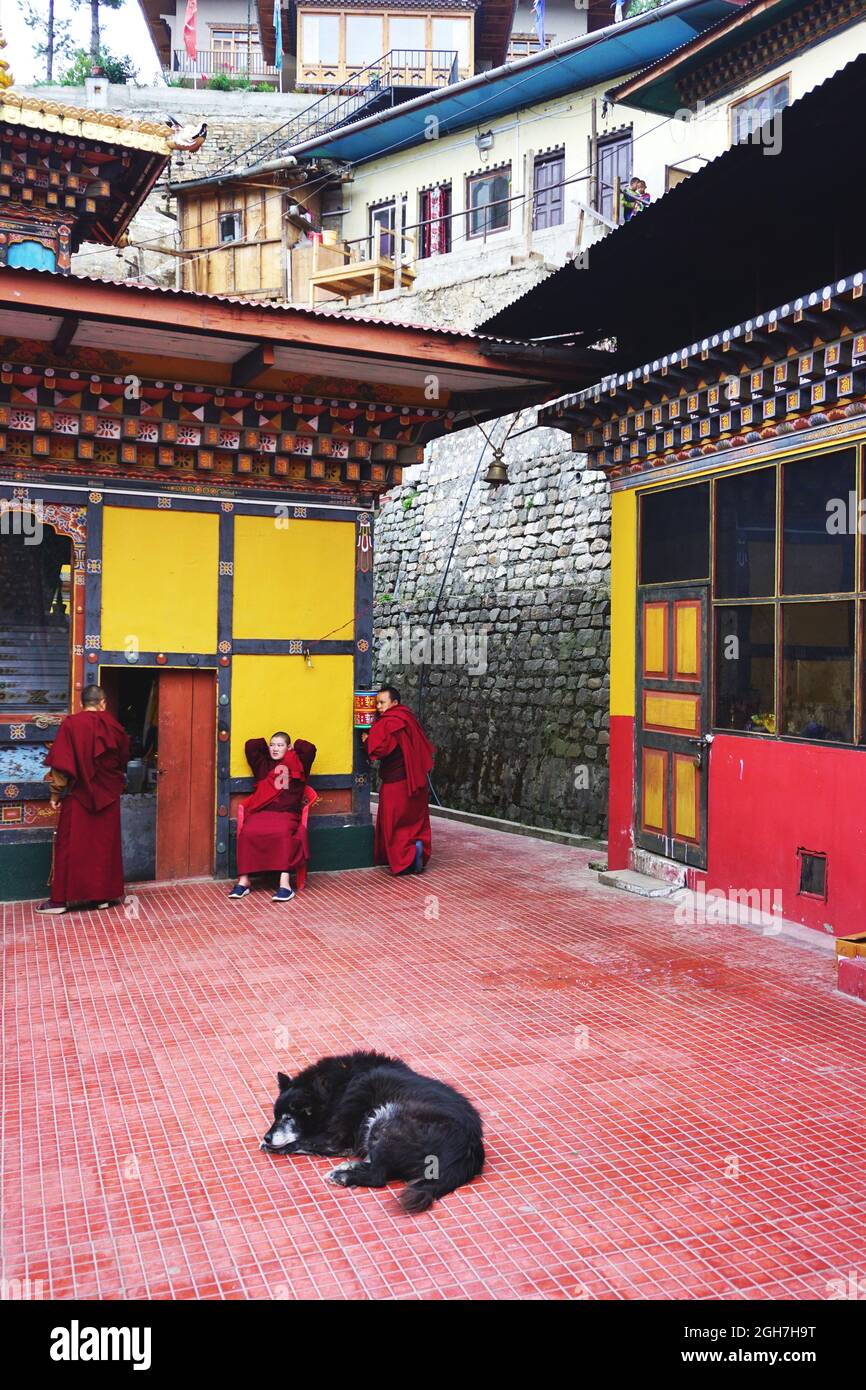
[0,840,52,901]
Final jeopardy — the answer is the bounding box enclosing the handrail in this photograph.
[210,48,459,177]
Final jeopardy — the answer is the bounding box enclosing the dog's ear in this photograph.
[311,1073,331,1100]
[276,1072,291,1092]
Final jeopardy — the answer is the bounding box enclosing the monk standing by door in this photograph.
[37,684,130,914]
[364,686,434,875]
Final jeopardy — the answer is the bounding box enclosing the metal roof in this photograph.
[481,51,866,369]
[259,0,746,167]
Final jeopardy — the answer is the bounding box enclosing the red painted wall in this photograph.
[699,733,866,936]
[608,714,634,870]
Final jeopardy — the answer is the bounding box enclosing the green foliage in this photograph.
[204,72,256,91]
[21,1,75,79]
[401,493,417,511]
[59,47,138,85]
[626,0,666,14]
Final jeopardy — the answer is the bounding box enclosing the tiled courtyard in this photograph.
[2,817,865,1300]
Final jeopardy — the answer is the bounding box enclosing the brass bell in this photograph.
[482,450,509,486]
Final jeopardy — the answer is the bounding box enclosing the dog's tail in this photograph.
[398,1137,485,1214]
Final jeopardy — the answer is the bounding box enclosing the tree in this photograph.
[22,0,75,83]
[72,0,125,67]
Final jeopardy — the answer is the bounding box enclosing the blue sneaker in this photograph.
[414,840,424,874]
[228,882,250,899]
[272,886,295,903]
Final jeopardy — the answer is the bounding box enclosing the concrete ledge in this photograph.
[370,794,606,852]
[599,868,678,898]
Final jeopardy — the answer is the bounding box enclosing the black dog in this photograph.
[261,1050,484,1213]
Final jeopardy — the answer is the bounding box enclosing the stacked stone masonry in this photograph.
[373,418,610,839]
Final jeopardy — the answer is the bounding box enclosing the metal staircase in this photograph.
[212,49,459,177]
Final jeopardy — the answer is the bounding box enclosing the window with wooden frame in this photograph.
[596,129,632,224]
[466,167,511,238]
[368,197,406,258]
[418,183,451,257]
[218,210,243,245]
[729,75,791,144]
[296,10,474,86]
[709,447,860,744]
[211,27,264,73]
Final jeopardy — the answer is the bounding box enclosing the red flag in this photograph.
[183,0,197,61]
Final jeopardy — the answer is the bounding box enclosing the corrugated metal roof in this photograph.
[481,51,866,365]
[0,265,530,346]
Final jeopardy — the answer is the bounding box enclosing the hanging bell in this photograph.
[482,449,509,486]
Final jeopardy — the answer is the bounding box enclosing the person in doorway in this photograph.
[36,684,130,914]
[229,732,316,903]
[363,686,434,875]
[621,176,651,222]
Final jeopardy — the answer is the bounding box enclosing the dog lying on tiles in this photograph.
[261,1050,484,1213]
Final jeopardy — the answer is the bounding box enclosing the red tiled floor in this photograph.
[2,817,866,1300]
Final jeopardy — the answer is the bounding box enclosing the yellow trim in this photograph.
[611,489,637,717]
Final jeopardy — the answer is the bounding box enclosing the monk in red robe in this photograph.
[229,732,316,903]
[364,686,434,875]
[37,684,130,914]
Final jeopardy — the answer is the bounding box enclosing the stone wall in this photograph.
[372,416,611,839]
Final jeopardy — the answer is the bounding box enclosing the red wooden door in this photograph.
[156,670,215,881]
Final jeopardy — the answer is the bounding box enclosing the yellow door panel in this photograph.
[642,748,667,833]
[101,508,218,653]
[674,600,700,679]
[643,602,668,677]
[643,691,700,734]
[673,755,697,842]
[230,653,354,777]
[233,516,356,640]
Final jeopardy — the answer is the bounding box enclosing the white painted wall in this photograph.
[337,20,866,306]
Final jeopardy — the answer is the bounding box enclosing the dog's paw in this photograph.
[326,1161,359,1186]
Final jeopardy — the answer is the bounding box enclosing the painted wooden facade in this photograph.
[543,271,866,936]
[0,265,566,900]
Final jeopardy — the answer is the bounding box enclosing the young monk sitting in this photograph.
[229,731,316,903]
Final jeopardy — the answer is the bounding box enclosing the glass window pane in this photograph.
[640,483,710,584]
[781,600,854,742]
[389,17,426,51]
[0,525,71,712]
[432,17,471,68]
[715,468,776,598]
[714,604,775,733]
[302,15,339,65]
[346,16,384,66]
[469,172,510,235]
[782,449,855,595]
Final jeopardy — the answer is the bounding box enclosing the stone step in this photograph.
[630,847,688,887]
[597,868,679,898]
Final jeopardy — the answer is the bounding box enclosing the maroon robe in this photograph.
[46,709,130,905]
[366,705,434,874]
[236,738,316,875]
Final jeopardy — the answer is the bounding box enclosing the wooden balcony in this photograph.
[306,225,416,307]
